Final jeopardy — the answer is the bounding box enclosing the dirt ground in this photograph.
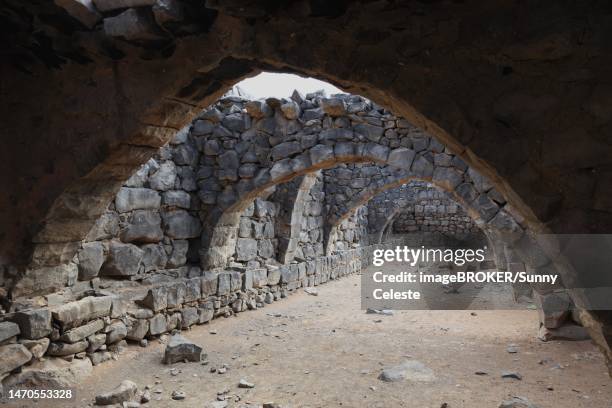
[12,262,612,408]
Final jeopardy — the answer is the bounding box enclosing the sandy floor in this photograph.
[11,262,612,408]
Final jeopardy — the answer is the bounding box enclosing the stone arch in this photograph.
[6,1,612,372]
[375,207,402,245]
[323,170,521,256]
[274,172,322,264]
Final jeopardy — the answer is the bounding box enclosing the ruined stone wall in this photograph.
[3,0,611,376]
[232,198,279,268]
[367,182,482,244]
[328,206,369,254]
[10,128,206,300]
[0,241,380,387]
[291,176,326,261]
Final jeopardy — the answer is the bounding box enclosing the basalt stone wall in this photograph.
[271,172,326,261]
[233,198,279,268]
[4,0,612,376]
[11,127,205,299]
[0,239,392,388]
[328,206,370,254]
[372,182,482,244]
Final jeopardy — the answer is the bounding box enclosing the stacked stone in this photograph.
[14,88,522,300]
[81,248,368,346]
[270,173,326,262]
[233,198,279,268]
[294,177,325,260]
[331,206,369,253]
[73,129,202,289]
[54,0,203,39]
[0,295,130,385]
[391,186,479,238]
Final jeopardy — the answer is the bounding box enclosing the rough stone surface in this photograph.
[0,321,20,343]
[0,344,32,376]
[2,357,93,389]
[51,296,112,329]
[95,379,138,405]
[9,309,52,339]
[77,241,105,280]
[163,334,203,364]
[101,242,144,276]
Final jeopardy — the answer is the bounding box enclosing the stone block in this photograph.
[163,334,203,364]
[236,238,257,261]
[201,272,218,296]
[280,100,301,119]
[86,211,120,241]
[162,210,202,239]
[120,210,163,243]
[410,155,434,178]
[162,190,191,208]
[141,243,168,272]
[184,278,201,302]
[115,187,161,213]
[59,319,104,343]
[271,141,301,161]
[47,340,88,356]
[52,296,112,329]
[86,333,106,353]
[197,304,214,324]
[2,358,92,389]
[534,291,571,329]
[180,307,199,328]
[388,147,416,170]
[9,308,52,339]
[238,217,252,238]
[433,166,464,190]
[270,158,293,180]
[309,144,334,165]
[280,265,299,284]
[77,241,105,280]
[167,239,189,268]
[243,269,253,290]
[12,263,78,298]
[167,281,186,308]
[126,318,149,341]
[0,321,20,343]
[138,286,168,312]
[363,143,390,162]
[55,0,101,28]
[106,321,127,344]
[468,167,493,193]
[172,143,198,167]
[320,98,346,116]
[94,379,138,405]
[354,123,384,142]
[103,7,164,41]
[258,239,275,259]
[217,272,232,296]
[267,266,281,285]
[0,344,32,376]
[93,0,154,11]
[149,161,177,191]
[20,337,50,359]
[230,271,242,292]
[148,314,167,336]
[101,241,143,276]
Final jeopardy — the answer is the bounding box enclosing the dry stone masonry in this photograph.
[367,181,484,246]
[3,0,612,375]
[0,91,598,386]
